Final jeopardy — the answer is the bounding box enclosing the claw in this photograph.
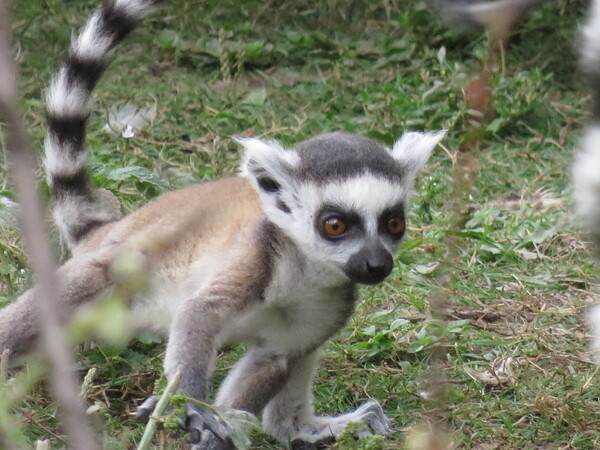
[356,399,391,436]
[190,429,234,450]
[135,395,159,423]
[186,404,232,449]
[136,396,234,448]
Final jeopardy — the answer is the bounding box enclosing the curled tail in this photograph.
[574,0,600,248]
[44,0,164,247]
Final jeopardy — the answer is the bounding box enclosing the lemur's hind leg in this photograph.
[0,250,115,358]
[215,345,291,413]
[262,350,391,446]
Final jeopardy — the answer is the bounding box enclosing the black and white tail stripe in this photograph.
[574,0,600,359]
[574,0,600,247]
[44,0,165,247]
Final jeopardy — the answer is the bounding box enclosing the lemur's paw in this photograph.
[190,429,235,450]
[187,404,233,450]
[135,395,158,423]
[354,399,392,437]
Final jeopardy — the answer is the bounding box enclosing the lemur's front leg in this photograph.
[138,263,267,450]
[215,345,291,414]
[262,350,391,446]
[163,294,231,448]
[137,294,236,449]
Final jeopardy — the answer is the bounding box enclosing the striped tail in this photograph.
[44,0,165,248]
[576,0,600,362]
[574,0,600,248]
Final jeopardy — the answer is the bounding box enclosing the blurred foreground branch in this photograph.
[137,367,182,450]
[411,10,514,450]
[0,1,97,448]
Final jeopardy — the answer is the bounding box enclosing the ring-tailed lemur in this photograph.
[574,0,600,360]
[0,0,445,448]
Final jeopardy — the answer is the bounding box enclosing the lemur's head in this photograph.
[240,131,444,285]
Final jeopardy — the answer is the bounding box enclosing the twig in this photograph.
[581,365,600,392]
[0,348,8,379]
[138,367,182,450]
[0,1,97,448]
[80,367,97,400]
[21,409,68,444]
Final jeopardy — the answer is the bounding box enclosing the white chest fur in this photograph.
[219,253,356,353]
[131,237,356,352]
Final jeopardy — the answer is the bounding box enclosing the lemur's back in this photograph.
[76,177,262,256]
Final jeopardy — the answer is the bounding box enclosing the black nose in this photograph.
[343,245,393,285]
[367,259,389,276]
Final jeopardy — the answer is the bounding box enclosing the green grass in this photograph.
[1,0,599,448]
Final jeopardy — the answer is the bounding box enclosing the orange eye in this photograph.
[323,218,347,237]
[387,217,405,235]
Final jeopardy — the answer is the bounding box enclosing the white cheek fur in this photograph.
[254,174,409,266]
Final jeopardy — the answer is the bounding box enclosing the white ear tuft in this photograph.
[236,137,300,207]
[236,137,301,222]
[237,137,298,179]
[392,130,446,180]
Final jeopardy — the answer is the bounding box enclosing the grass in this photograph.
[1,0,599,448]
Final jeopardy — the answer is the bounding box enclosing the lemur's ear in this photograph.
[237,138,300,214]
[391,130,446,181]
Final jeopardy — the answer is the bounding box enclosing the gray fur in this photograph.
[293,132,406,183]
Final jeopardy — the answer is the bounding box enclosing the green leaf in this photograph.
[447,320,469,333]
[243,42,265,59]
[480,244,501,255]
[390,318,410,330]
[407,342,425,353]
[362,325,376,337]
[0,197,19,229]
[156,29,182,50]
[102,166,170,192]
[137,332,163,345]
[0,260,15,275]
[529,225,556,245]
[242,88,267,106]
[486,118,504,134]
[214,407,260,450]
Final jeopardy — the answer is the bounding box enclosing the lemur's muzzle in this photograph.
[343,244,393,285]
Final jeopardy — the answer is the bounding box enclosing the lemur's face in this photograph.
[307,177,406,284]
[240,130,445,285]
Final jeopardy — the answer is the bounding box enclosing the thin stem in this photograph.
[138,367,183,450]
[0,1,97,448]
